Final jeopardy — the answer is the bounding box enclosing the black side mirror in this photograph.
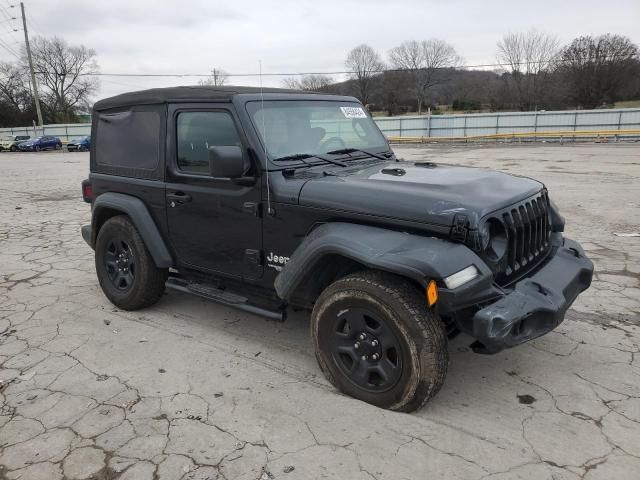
[208,145,246,178]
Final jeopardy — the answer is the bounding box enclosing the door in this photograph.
[166,106,263,280]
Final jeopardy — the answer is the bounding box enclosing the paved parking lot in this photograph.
[1,144,639,480]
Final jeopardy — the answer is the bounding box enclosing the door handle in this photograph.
[167,192,192,204]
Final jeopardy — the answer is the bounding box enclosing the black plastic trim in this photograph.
[91,192,174,268]
[274,222,492,300]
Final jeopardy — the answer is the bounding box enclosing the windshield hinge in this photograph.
[451,214,469,242]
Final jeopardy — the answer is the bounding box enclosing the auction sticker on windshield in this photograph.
[340,106,367,118]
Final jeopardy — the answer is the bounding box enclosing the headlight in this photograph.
[443,265,480,289]
[483,219,508,262]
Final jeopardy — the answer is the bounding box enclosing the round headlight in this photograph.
[484,218,508,262]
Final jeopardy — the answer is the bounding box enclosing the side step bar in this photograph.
[165,277,286,321]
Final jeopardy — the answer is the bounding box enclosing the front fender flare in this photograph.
[91,192,174,268]
[274,222,491,300]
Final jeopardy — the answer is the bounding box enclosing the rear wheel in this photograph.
[311,271,448,412]
[55,143,61,150]
[10,145,17,152]
[95,216,167,310]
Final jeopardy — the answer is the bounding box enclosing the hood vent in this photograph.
[381,167,406,176]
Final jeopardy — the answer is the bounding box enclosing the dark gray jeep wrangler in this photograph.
[81,86,593,412]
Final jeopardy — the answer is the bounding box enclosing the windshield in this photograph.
[71,137,87,141]
[30,137,41,141]
[1,136,13,141]
[246,100,388,161]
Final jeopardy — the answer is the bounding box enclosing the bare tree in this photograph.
[198,68,229,86]
[345,44,384,106]
[496,30,559,110]
[389,39,461,114]
[0,62,38,126]
[282,74,333,91]
[559,34,639,108]
[0,62,31,112]
[379,71,407,116]
[27,36,99,122]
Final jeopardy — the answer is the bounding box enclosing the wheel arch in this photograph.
[274,222,489,306]
[91,192,174,268]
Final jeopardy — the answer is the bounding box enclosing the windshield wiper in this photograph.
[325,148,390,161]
[272,153,347,167]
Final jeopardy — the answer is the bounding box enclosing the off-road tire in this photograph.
[311,270,448,412]
[95,215,167,310]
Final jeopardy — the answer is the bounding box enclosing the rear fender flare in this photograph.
[274,222,490,300]
[91,192,174,268]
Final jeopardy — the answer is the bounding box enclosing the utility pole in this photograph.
[20,2,43,126]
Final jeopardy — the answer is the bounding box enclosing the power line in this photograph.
[0,34,20,59]
[41,55,636,79]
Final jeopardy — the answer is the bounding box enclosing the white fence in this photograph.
[2,107,640,143]
[374,108,640,139]
[0,123,91,142]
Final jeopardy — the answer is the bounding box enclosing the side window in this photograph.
[95,110,161,171]
[177,111,241,174]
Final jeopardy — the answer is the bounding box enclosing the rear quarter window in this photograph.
[95,109,161,172]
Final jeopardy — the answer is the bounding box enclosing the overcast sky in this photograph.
[1,0,639,99]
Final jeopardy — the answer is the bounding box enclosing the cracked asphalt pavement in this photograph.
[1,144,639,480]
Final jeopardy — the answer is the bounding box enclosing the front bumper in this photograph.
[469,237,592,353]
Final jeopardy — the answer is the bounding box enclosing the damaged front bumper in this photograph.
[442,235,593,354]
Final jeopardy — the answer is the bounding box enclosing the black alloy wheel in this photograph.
[104,238,136,291]
[330,307,403,392]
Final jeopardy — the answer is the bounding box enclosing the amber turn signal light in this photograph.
[426,280,438,307]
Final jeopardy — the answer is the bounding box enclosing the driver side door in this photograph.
[165,105,263,280]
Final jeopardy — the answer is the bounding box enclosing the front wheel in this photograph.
[10,145,17,152]
[34,145,40,152]
[311,271,448,412]
[95,216,168,310]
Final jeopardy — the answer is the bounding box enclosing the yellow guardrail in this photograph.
[387,129,640,143]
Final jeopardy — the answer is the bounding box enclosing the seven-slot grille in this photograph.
[501,191,551,279]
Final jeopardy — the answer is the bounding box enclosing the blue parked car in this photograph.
[67,136,91,152]
[18,135,62,152]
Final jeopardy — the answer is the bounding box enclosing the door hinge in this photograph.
[243,202,262,217]
[244,249,262,266]
[451,214,469,242]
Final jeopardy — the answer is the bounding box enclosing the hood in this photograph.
[297,160,543,228]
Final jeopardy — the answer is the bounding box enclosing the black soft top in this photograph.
[93,85,313,111]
